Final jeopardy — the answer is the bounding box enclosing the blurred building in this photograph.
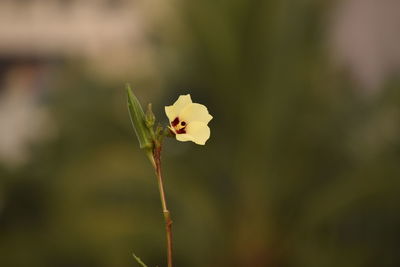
[0,0,157,76]
[0,0,160,167]
[330,0,400,92]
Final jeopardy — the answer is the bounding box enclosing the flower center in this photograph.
[171,117,187,134]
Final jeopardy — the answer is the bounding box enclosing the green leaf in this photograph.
[126,84,153,149]
[132,253,149,267]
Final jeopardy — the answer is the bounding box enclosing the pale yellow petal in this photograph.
[176,121,210,145]
[175,133,191,142]
[180,103,213,124]
[165,94,192,122]
[165,106,177,122]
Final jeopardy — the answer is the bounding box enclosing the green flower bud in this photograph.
[126,85,153,149]
[145,103,156,128]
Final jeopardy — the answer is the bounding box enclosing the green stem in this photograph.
[153,143,173,267]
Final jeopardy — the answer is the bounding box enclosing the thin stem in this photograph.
[153,144,173,267]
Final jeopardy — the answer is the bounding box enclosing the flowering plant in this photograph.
[126,85,212,267]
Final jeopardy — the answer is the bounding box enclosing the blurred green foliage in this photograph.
[1,0,400,267]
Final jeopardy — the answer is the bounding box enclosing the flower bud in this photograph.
[145,103,156,128]
[126,85,153,149]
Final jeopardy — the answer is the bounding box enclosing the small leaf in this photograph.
[126,85,153,149]
[132,253,149,267]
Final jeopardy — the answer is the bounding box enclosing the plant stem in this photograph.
[153,144,173,267]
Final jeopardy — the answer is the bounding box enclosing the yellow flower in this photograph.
[165,94,213,145]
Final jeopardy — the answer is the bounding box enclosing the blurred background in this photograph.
[1,0,400,266]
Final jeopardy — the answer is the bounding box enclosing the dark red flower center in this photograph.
[171,117,187,134]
